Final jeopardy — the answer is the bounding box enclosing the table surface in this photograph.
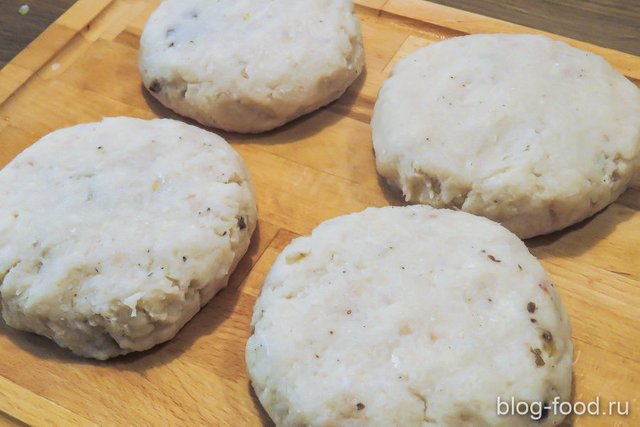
[1,0,639,68]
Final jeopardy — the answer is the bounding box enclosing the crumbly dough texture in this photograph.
[247,206,572,426]
[372,34,640,238]
[139,0,364,133]
[0,117,257,360]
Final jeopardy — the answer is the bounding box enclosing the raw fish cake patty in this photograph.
[372,34,640,238]
[139,0,364,133]
[247,206,572,426]
[0,117,257,360]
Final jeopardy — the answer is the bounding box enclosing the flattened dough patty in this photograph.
[247,206,572,426]
[372,34,640,238]
[139,0,364,133]
[0,117,257,360]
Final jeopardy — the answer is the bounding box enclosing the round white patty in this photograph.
[247,206,572,426]
[139,0,364,133]
[372,34,640,238]
[0,117,257,360]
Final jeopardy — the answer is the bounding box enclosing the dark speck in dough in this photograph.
[237,216,247,230]
[149,80,162,93]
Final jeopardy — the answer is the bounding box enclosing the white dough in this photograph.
[139,0,364,133]
[247,206,572,426]
[0,117,257,360]
[372,34,640,238]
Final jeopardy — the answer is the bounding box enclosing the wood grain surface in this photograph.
[0,0,639,426]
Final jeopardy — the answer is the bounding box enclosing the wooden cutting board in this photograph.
[1,0,639,425]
